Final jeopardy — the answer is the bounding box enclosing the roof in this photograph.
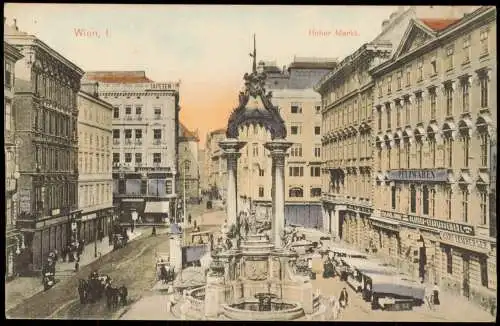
[419,18,460,31]
[179,122,199,141]
[288,61,337,70]
[84,71,154,84]
[4,41,24,61]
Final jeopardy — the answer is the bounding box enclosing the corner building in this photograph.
[5,21,84,272]
[84,71,180,224]
[370,7,496,308]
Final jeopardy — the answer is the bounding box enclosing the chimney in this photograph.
[13,18,18,31]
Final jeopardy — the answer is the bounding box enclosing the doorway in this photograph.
[418,235,427,281]
[463,254,471,299]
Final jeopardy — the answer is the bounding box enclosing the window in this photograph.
[396,101,402,127]
[125,153,132,163]
[445,247,453,274]
[445,84,453,116]
[404,138,410,168]
[291,145,302,157]
[462,35,471,63]
[406,66,411,86]
[289,187,303,198]
[315,105,321,114]
[314,147,321,158]
[430,189,436,217]
[259,169,265,177]
[444,135,453,168]
[135,105,142,115]
[310,167,321,177]
[154,107,161,119]
[429,88,437,119]
[135,129,142,139]
[165,180,173,194]
[125,129,132,139]
[112,153,119,163]
[314,126,321,135]
[479,190,487,225]
[480,28,489,55]
[290,126,300,135]
[430,55,437,75]
[383,105,392,131]
[480,133,489,167]
[289,166,304,177]
[153,129,162,139]
[416,92,423,122]
[396,71,402,89]
[291,104,302,114]
[252,143,259,156]
[461,189,469,222]
[387,75,392,94]
[153,153,161,163]
[480,259,488,288]
[140,180,147,195]
[422,186,429,215]
[378,82,382,97]
[429,134,437,167]
[377,147,382,170]
[125,106,132,115]
[5,62,12,88]
[417,59,423,81]
[113,107,119,118]
[5,101,12,131]
[416,138,423,168]
[391,186,397,210]
[118,180,126,194]
[461,133,469,168]
[404,97,411,124]
[377,108,382,131]
[258,186,264,197]
[396,140,401,168]
[135,153,142,163]
[311,188,322,197]
[410,185,416,213]
[387,147,391,169]
[446,45,454,70]
[445,187,452,220]
[479,72,489,108]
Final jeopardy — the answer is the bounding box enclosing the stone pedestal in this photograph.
[219,139,247,227]
[264,140,293,249]
[205,284,225,318]
[169,234,182,272]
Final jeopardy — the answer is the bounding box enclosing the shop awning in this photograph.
[144,201,170,214]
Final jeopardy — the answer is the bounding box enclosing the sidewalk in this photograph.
[5,230,143,311]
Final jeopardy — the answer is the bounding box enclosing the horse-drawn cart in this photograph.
[156,253,175,284]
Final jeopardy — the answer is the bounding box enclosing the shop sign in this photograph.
[51,208,60,216]
[387,169,448,182]
[82,213,97,222]
[402,214,474,236]
[440,232,490,251]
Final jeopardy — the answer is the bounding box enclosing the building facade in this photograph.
[5,20,84,272]
[84,71,180,224]
[237,58,336,227]
[77,82,114,245]
[5,41,24,279]
[370,6,496,309]
[178,123,201,203]
[205,128,226,200]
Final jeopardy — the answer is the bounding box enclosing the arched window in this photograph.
[427,131,437,167]
[422,186,429,215]
[289,187,303,198]
[410,185,416,213]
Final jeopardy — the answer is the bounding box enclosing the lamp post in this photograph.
[182,160,188,245]
[94,214,98,258]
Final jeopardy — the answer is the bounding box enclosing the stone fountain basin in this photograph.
[222,299,304,320]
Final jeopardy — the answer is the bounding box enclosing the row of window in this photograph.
[378,28,490,98]
[325,132,372,162]
[78,153,111,174]
[289,166,321,177]
[443,248,489,288]
[33,107,75,139]
[32,70,77,111]
[79,132,111,150]
[287,187,322,198]
[290,125,321,136]
[33,183,78,213]
[376,71,489,131]
[115,179,173,195]
[376,132,490,170]
[290,103,322,114]
[386,184,488,224]
[327,172,372,200]
[112,105,163,119]
[113,152,168,164]
[35,146,76,172]
[323,90,374,132]
[287,145,322,158]
[79,183,112,208]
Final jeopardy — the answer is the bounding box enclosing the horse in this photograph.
[78,279,89,304]
[105,286,120,310]
[87,277,104,302]
[117,286,128,306]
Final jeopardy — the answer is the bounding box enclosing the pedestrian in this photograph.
[339,288,348,308]
[432,282,440,306]
[188,214,192,225]
[53,250,59,263]
[152,226,157,236]
[75,258,80,272]
[330,295,340,320]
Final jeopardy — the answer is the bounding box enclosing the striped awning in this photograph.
[144,201,170,214]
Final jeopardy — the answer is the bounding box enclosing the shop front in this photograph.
[143,200,170,223]
[368,215,401,262]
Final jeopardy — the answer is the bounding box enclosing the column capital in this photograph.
[219,138,247,155]
[263,140,293,155]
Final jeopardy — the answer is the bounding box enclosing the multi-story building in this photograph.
[5,20,84,272]
[84,71,180,224]
[178,122,201,202]
[5,40,24,279]
[205,128,226,199]
[198,148,207,193]
[77,82,114,245]
[370,6,496,309]
[237,58,336,227]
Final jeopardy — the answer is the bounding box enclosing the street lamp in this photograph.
[94,214,98,258]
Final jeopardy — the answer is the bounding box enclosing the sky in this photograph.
[5,4,398,147]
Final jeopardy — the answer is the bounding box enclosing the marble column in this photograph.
[219,138,247,227]
[264,140,293,248]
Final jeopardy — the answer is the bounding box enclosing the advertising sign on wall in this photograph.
[387,169,448,182]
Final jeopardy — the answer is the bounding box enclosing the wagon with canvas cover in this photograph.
[155,252,174,283]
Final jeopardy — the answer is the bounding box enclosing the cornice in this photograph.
[78,91,114,111]
[3,41,24,61]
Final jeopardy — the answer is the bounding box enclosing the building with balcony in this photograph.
[178,122,201,203]
[205,128,226,200]
[77,82,114,245]
[5,19,84,273]
[370,6,496,309]
[5,40,24,280]
[237,58,336,227]
[83,71,180,224]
